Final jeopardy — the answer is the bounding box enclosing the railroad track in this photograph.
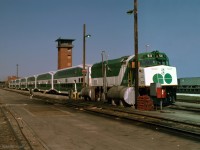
[168,104,200,113]
[0,106,33,150]
[176,98,200,104]
[4,89,200,140]
[0,105,48,150]
[0,106,20,149]
[63,100,200,140]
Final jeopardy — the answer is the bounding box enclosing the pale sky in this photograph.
[0,0,200,80]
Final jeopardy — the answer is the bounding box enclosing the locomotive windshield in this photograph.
[140,58,169,67]
[139,51,169,67]
[157,59,169,65]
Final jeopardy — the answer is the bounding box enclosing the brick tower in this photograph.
[56,38,75,70]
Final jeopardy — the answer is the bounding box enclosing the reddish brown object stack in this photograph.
[137,95,154,111]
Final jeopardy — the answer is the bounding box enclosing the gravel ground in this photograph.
[1,89,200,150]
[0,108,20,150]
[0,106,47,150]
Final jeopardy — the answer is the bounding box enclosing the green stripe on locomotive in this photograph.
[91,56,129,78]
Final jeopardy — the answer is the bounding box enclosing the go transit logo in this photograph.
[152,68,173,84]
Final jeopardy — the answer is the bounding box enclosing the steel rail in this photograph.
[0,106,25,150]
[168,105,200,113]
[2,106,34,150]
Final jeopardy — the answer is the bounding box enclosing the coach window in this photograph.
[79,78,83,83]
[80,78,83,83]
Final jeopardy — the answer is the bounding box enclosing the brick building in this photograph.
[56,38,75,70]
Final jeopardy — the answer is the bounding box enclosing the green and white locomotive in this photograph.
[81,50,177,107]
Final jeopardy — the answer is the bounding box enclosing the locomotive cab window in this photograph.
[157,60,169,65]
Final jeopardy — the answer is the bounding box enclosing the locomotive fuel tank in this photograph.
[80,87,95,101]
[107,86,135,106]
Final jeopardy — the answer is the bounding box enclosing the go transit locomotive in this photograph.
[9,50,178,107]
[81,50,177,107]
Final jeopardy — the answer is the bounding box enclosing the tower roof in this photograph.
[55,38,75,43]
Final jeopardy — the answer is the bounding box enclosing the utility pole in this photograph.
[83,24,86,88]
[82,24,91,88]
[127,0,139,109]
[134,0,139,109]
[101,51,107,102]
